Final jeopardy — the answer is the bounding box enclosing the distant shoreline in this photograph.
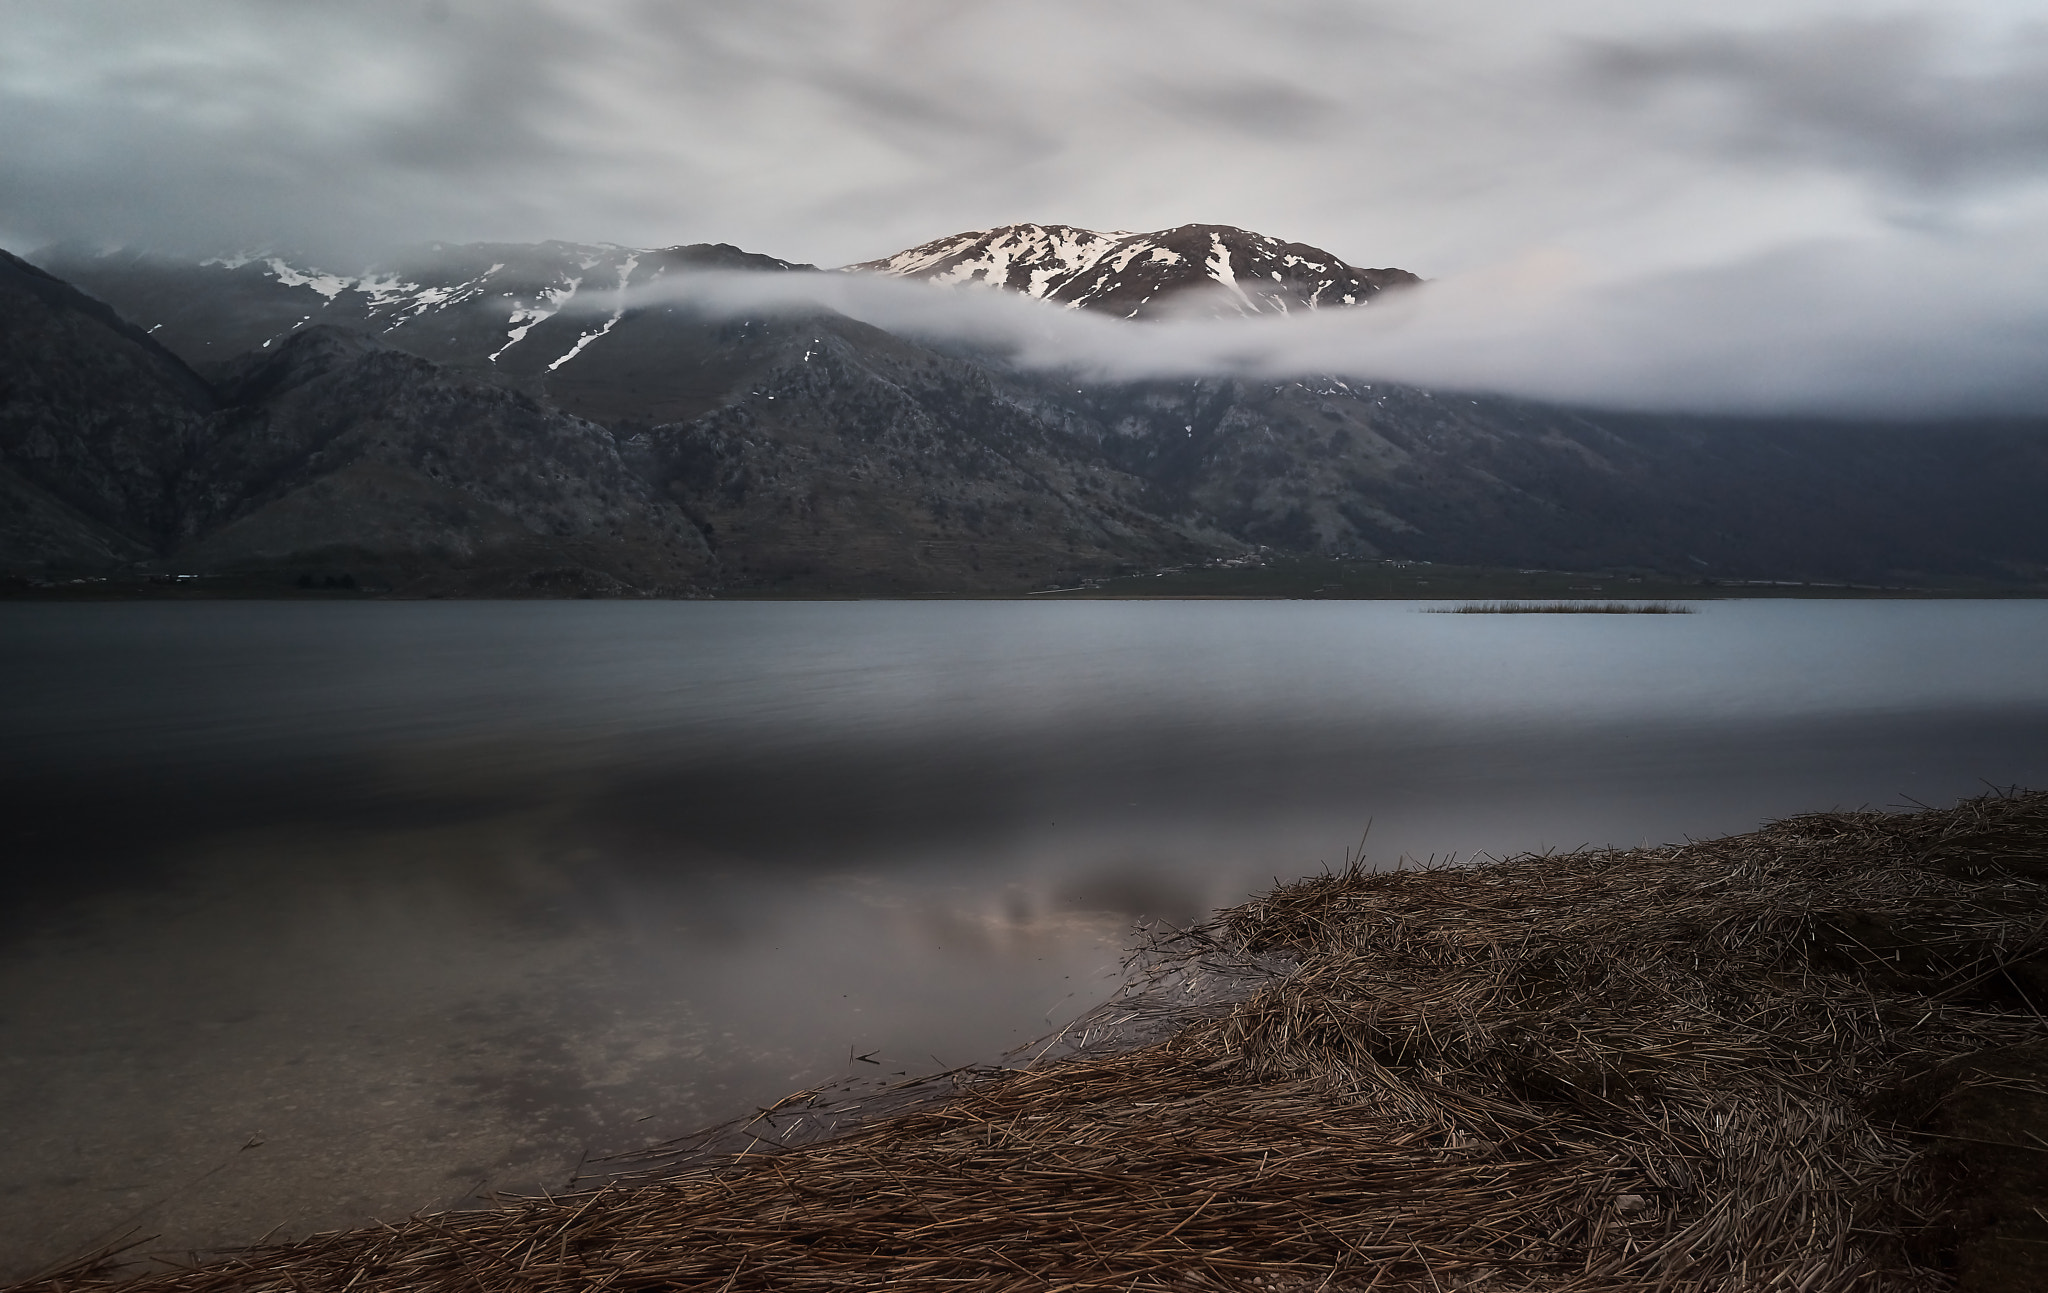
[8,553,2048,605]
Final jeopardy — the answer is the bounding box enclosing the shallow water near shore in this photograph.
[3,598,2045,1276]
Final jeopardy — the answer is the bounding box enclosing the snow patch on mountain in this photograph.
[546,253,638,372]
[491,277,580,363]
[848,223,1419,319]
[180,244,670,369]
[262,258,354,301]
[1204,233,1257,313]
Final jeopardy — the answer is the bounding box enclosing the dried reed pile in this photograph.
[20,790,2048,1292]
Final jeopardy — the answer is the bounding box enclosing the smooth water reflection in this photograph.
[2,599,2045,1275]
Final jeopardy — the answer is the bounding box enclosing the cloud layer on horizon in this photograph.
[5,0,2048,415]
[591,232,2048,418]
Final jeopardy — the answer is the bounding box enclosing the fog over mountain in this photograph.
[16,233,2048,598]
[5,1,2048,414]
[625,235,2048,417]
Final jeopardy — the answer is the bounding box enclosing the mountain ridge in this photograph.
[33,221,1417,377]
[11,232,2048,596]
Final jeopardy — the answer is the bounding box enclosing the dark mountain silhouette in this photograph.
[12,235,2048,594]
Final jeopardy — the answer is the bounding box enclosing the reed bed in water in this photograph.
[20,790,2048,1292]
[1431,602,1693,614]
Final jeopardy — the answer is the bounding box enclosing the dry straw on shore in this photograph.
[18,790,2048,1292]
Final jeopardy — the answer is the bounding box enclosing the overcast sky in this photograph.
[6,0,2048,412]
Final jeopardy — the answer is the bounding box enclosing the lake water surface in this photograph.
[3,599,2045,1275]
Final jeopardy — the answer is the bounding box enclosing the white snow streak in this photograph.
[1204,234,1257,313]
[491,276,581,363]
[546,253,638,372]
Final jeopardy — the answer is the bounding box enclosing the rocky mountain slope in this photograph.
[849,223,1421,318]
[1056,376,2048,578]
[185,327,720,595]
[38,223,1415,394]
[0,249,215,571]
[13,234,2048,594]
[7,246,1231,593]
[40,241,810,382]
[3,247,728,594]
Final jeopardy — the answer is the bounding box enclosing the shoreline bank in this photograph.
[11,554,2048,603]
[15,789,2048,1292]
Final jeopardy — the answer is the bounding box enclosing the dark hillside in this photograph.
[169,327,718,596]
[13,242,2048,593]
[1056,377,2048,582]
[0,249,215,570]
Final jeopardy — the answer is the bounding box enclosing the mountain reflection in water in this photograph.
[2,599,2045,1276]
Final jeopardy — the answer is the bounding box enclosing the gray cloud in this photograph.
[0,0,1830,262]
[4,0,2047,414]
[1581,18,2048,200]
[1136,78,1342,140]
[1,0,599,257]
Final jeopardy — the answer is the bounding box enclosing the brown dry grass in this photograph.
[17,789,2048,1292]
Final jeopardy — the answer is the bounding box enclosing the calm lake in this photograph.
[3,598,2045,1274]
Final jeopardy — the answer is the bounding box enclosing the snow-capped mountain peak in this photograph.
[848,223,1419,319]
[847,224,1125,301]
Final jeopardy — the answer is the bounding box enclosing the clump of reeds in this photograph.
[1433,601,1693,614]
[16,789,2048,1293]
